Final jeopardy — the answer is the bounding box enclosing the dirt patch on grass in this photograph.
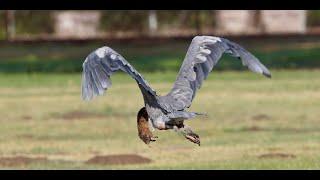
[21,115,32,120]
[224,126,265,133]
[267,147,282,152]
[243,126,264,131]
[232,126,320,133]
[258,153,296,159]
[85,154,152,165]
[252,114,271,121]
[17,134,35,139]
[0,156,48,167]
[59,111,105,120]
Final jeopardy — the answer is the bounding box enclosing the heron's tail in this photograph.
[168,111,208,120]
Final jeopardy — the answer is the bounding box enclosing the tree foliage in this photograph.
[307,10,320,26]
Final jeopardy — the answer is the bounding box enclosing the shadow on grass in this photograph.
[224,126,320,133]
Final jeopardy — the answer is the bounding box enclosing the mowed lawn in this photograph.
[0,70,320,169]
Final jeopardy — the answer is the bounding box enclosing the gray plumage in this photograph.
[81,46,156,101]
[81,35,271,145]
[158,36,271,111]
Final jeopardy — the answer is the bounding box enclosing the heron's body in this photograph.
[139,84,198,130]
[81,36,271,146]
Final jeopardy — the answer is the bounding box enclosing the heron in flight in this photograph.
[81,36,271,146]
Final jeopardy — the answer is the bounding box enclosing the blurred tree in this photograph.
[156,10,216,35]
[0,11,5,40]
[5,10,16,40]
[1,10,320,39]
[307,10,320,27]
[100,10,148,34]
[99,10,216,36]
[186,11,215,29]
[15,10,54,35]
[157,11,181,28]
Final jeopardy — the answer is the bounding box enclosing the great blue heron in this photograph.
[81,36,271,146]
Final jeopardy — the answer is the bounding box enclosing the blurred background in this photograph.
[0,10,320,169]
[1,10,320,73]
[1,10,319,40]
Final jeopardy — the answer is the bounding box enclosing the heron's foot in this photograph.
[175,126,201,146]
[185,132,200,146]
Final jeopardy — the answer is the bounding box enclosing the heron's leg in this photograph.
[153,120,174,130]
[174,125,201,146]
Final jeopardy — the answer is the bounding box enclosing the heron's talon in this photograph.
[185,133,201,146]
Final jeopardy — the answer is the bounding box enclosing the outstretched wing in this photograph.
[81,46,156,101]
[159,36,271,111]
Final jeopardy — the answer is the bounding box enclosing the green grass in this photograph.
[0,70,320,169]
[2,38,320,73]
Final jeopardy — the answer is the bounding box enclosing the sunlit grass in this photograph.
[0,70,319,169]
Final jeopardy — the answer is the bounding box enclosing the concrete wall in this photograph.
[215,10,306,35]
[260,10,306,34]
[54,11,101,38]
[215,10,258,35]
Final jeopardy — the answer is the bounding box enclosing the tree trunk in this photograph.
[5,10,15,41]
[195,11,202,34]
[148,10,158,36]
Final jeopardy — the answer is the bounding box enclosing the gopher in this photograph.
[137,107,158,144]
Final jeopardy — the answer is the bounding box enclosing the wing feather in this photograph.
[81,46,156,101]
[159,36,271,111]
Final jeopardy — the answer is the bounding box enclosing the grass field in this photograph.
[0,70,320,169]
